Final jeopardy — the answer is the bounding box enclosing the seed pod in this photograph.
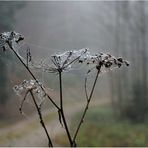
[118,63,122,68]
[117,57,123,63]
[79,60,83,63]
[105,61,112,68]
[124,61,130,66]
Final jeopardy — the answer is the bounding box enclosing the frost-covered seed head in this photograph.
[0,31,24,51]
[13,80,46,105]
[37,48,89,73]
[0,31,24,43]
[79,52,129,74]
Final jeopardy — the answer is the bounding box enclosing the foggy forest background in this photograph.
[0,1,148,146]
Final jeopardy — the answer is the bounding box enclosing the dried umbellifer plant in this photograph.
[13,79,52,146]
[72,52,129,145]
[0,31,129,147]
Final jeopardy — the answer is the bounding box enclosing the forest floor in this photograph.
[0,98,109,146]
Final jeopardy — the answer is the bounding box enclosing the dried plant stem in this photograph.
[72,66,101,144]
[58,70,73,146]
[8,42,60,110]
[19,90,29,114]
[59,71,63,109]
[84,77,89,101]
[30,90,53,147]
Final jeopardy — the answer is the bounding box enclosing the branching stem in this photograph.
[8,42,60,110]
[19,90,29,114]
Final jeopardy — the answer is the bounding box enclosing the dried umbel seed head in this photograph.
[0,31,24,51]
[13,79,46,105]
[96,53,128,68]
[36,48,89,73]
[82,52,129,74]
[0,31,24,43]
[11,31,24,42]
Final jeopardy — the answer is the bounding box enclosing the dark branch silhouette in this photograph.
[30,89,53,147]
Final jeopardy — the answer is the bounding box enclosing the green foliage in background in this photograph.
[121,81,148,123]
[55,105,148,146]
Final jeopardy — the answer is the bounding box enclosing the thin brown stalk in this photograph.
[29,90,53,147]
[84,77,89,101]
[58,70,73,147]
[72,66,101,145]
[19,90,29,114]
[7,42,60,110]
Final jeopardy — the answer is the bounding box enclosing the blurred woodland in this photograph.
[0,1,148,146]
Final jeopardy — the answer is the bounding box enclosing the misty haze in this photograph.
[0,1,147,147]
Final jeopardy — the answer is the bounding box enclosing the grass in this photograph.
[54,105,148,147]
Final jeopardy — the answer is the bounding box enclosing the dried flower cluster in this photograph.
[86,52,129,67]
[78,52,129,74]
[33,49,129,76]
[0,31,24,51]
[13,79,46,106]
[34,48,88,73]
[0,31,129,74]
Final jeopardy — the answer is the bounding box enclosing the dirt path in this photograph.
[0,99,109,146]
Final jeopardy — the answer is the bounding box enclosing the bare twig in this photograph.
[72,66,101,145]
[84,77,89,101]
[19,90,29,114]
[26,46,31,68]
[84,67,96,101]
[29,90,53,147]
